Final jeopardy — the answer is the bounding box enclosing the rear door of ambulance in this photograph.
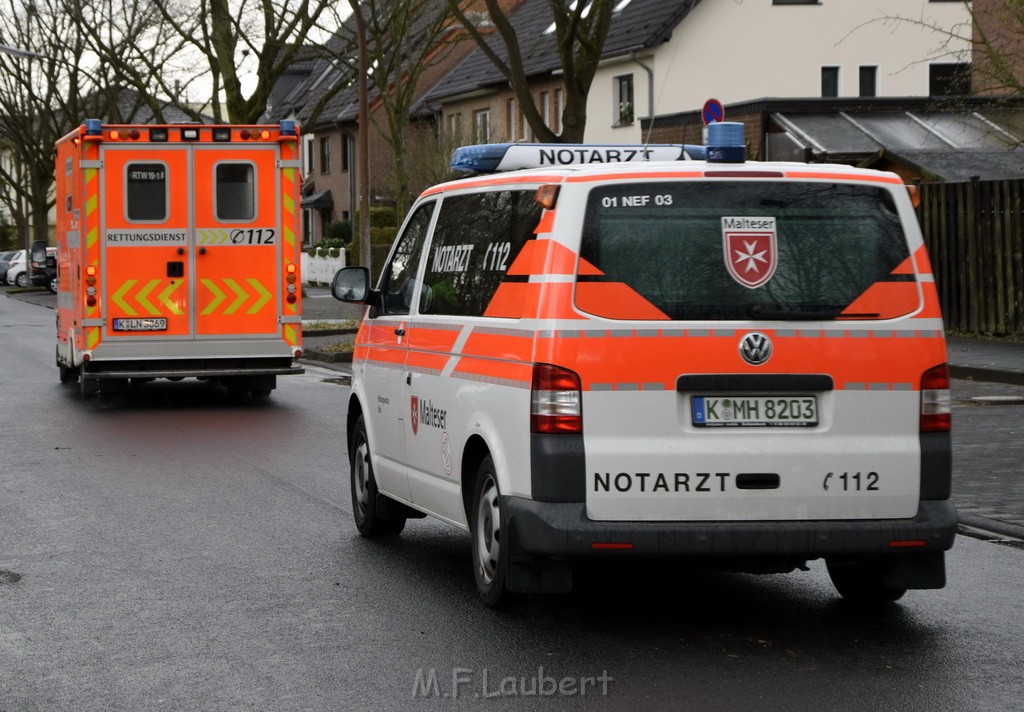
[100,135,282,350]
[568,175,945,524]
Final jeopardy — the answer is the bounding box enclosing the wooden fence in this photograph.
[918,178,1024,336]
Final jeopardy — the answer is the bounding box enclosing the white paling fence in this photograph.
[301,247,347,286]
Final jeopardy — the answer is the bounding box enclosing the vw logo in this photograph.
[739,332,773,366]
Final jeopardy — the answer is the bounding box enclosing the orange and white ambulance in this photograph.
[54,120,304,398]
[332,123,956,606]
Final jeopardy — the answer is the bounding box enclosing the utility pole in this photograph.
[347,0,372,276]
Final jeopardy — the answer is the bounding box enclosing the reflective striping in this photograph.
[245,279,272,314]
[199,278,273,316]
[197,229,232,245]
[111,279,184,317]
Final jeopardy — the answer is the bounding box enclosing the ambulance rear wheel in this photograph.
[57,347,78,383]
[826,558,907,603]
[471,456,511,607]
[350,416,405,537]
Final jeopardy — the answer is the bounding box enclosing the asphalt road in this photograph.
[2,291,1024,711]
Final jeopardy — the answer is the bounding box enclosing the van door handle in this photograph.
[406,373,411,386]
[394,327,405,336]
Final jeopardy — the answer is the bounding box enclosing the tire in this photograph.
[350,416,405,537]
[15,272,28,288]
[826,558,907,603]
[47,275,57,293]
[470,455,511,607]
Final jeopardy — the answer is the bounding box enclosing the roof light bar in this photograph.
[84,119,102,136]
[450,142,704,174]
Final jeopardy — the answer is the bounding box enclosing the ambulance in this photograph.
[53,120,304,398]
[332,122,956,606]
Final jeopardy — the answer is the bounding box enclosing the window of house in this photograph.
[522,112,532,142]
[555,89,564,134]
[540,91,550,129]
[447,112,462,139]
[614,74,634,126]
[821,66,840,97]
[474,108,491,143]
[859,66,878,97]
[341,135,350,172]
[319,136,330,173]
[507,98,517,142]
[929,63,971,96]
[125,162,167,222]
[304,136,314,175]
[215,163,255,221]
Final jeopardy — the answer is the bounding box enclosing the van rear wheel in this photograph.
[350,415,405,537]
[826,558,907,603]
[471,455,511,607]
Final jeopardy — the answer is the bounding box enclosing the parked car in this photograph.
[0,250,18,285]
[4,250,27,287]
[29,244,57,294]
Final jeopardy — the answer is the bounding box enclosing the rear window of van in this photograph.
[576,181,916,321]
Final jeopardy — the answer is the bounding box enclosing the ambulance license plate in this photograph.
[113,318,168,332]
[691,396,817,427]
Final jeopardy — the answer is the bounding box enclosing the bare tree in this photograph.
[0,0,107,249]
[447,0,615,142]
[72,0,341,123]
[364,0,464,216]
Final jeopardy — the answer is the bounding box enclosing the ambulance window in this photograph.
[216,163,255,221]
[379,202,435,316]
[578,182,913,321]
[125,162,167,222]
[421,190,542,317]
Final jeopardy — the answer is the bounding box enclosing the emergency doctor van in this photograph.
[54,120,304,398]
[332,123,956,606]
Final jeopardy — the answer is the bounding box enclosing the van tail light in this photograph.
[531,363,582,434]
[921,364,951,432]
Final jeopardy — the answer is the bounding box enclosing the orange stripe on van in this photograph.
[461,330,534,362]
[452,357,532,387]
[566,171,703,183]
[484,282,531,318]
[507,239,589,276]
[421,174,565,197]
[406,349,450,373]
[840,282,920,319]
[534,210,555,234]
[783,170,903,185]
[575,283,670,320]
[891,245,934,276]
[407,326,462,353]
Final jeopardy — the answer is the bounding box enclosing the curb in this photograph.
[950,365,1024,387]
[958,516,1024,543]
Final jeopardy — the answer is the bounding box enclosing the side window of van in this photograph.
[421,190,542,317]
[379,202,434,316]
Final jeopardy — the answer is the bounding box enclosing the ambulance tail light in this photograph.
[531,363,582,434]
[921,364,951,432]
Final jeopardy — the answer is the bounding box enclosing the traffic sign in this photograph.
[702,98,724,126]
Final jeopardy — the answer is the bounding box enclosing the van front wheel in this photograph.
[471,456,511,607]
[350,416,405,537]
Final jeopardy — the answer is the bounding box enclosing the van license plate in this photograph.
[113,318,168,331]
[691,396,817,427]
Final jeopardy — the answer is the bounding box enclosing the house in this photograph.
[423,0,973,144]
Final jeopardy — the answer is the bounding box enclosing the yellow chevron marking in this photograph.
[135,279,161,316]
[283,225,295,247]
[86,227,98,249]
[283,194,294,215]
[284,324,296,345]
[283,168,294,183]
[87,328,99,350]
[85,194,97,217]
[112,280,138,315]
[223,279,249,315]
[200,279,225,315]
[245,279,271,314]
[158,281,184,315]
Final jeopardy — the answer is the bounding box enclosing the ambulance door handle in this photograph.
[394,327,405,336]
[406,373,411,386]
[177,247,184,255]
[199,247,207,255]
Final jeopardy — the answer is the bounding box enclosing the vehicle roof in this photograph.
[421,160,904,198]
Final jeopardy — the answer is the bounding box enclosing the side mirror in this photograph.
[331,266,370,303]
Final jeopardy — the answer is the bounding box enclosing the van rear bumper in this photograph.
[504,497,957,559]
